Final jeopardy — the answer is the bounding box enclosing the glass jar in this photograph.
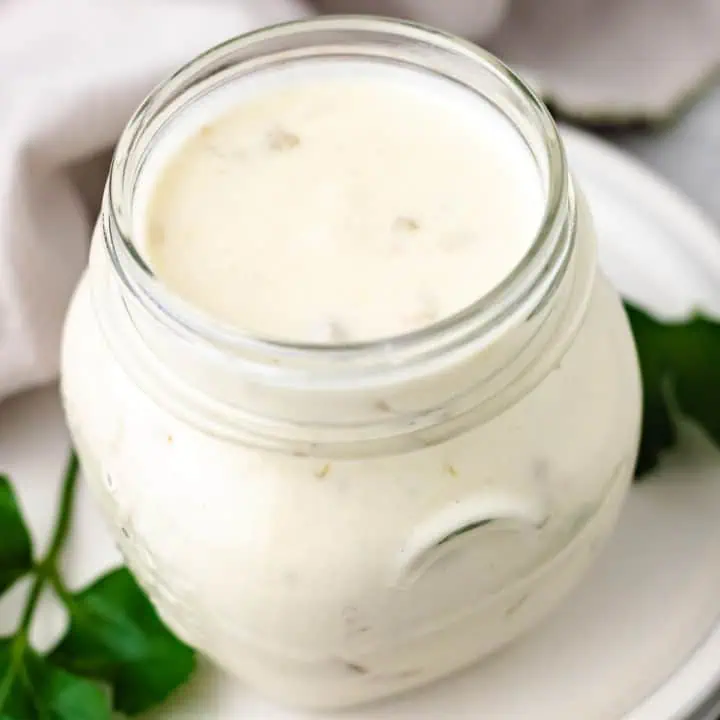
[61,17,641,711]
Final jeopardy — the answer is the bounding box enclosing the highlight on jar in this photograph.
[60,17,642,711]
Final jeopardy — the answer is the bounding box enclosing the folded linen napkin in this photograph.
[320,0,720,121]
[0,0,311,402]
[1,0,718,404]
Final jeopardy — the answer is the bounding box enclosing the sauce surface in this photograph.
[139,67,544,342]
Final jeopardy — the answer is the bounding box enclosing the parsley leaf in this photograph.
[50,569,195,715]
[625,302,720,476]
[0,477,33,597]
[0,637,111,719]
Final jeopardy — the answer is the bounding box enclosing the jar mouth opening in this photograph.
[106,15,571,371]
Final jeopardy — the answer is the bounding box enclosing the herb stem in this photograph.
[45,452,80,567]
[18,577,43,633]
[18,451,80,632]
[0,634,25,709]
[48,568,76,610]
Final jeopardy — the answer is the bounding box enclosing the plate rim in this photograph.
[562,125,720,301]
[563,125,720,720]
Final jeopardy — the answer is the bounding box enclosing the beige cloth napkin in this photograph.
[0,0,311,401]
[320,0,720,119]
[1,0,719,403]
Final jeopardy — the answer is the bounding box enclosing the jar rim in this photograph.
[105,15,572,377]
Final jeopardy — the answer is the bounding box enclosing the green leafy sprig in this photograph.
[625,302,720,476]
[0,454,195,719]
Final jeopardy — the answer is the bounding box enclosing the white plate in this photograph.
[2,128,720,720]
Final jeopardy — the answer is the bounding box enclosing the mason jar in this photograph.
[61,17,642,711]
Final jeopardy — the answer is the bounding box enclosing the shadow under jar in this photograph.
[61,17,641,711]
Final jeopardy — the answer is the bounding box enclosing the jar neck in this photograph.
[97,17,582,457]
[95,185,587,457]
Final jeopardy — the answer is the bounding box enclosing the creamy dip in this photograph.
[62,41,641,711]
[136,62,544,342]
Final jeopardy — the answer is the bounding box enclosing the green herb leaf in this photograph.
[0,636,111,719]
[0,638,32,718]
[0,477,33,597]
[50,568,195,715]
[625,302,720,476]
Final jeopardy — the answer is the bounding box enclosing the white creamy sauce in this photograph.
[136,62,544,342]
